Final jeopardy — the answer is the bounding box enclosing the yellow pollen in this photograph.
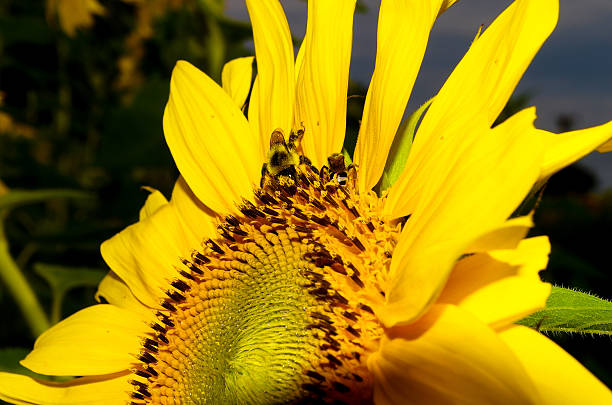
[128,158,400,404]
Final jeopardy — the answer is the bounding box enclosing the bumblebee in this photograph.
[327,153,348,186]
[260,128,306,188]
[260,128,352,189]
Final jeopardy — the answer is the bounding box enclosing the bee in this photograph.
[327,153,348,186]
[260,128,306,188]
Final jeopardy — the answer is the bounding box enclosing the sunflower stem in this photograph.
[50,293,64,325]
[0,210,50,338]
[197,0,225,82]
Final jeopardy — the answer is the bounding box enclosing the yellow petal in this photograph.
[295,39,305,83]
[294,0,356,167]
[101,178,218,310]
[386,0,558,217]
[246,0,294,150]
[597,138,612,152]
[538,120,612,179]
[247,74,264,157]
[438,237,551,328]
[354,0,445,191]
[169,175,218,250]
[95,271,150,316]
[100,202,191,308]
[439,0,459,15]
[488,236,552,280]
[163,60,259,214]
[0,371,130,405]
[381,108,544,326]
[21,305,150,376]
[418,0,557,142]
[138,186,168,220]
[221,56,255,111]
[467,215,533,252]
[369,304,539,405]
[500,325,612,404]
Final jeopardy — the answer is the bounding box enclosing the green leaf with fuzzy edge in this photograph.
[517,286,612,335]
[379,98,434,193]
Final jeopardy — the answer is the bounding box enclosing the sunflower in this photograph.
[1,0,611,403]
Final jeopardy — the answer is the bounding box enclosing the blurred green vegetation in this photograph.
[0,0,253,365]
[0,0,610,395]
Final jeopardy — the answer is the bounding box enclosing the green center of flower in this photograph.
[129,156,399,405]
[169,227,323,404]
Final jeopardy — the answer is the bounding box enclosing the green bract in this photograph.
[518,286,612,335]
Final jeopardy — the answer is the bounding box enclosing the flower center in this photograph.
[129,155,399,404]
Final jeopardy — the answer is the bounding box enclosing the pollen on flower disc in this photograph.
[127,159,400,405]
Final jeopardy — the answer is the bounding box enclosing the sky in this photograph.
[225,0,612,189]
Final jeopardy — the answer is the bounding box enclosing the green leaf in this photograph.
[0,348,71,382]
[517,286,612,335]
[0,219,51,337]
[34,263,106,294]
[342,148,353,167]
[0,348,35,376]
[34,263,106,324]
[0,189,92,212]
[355,0,369,13]
[379,98,434,193]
